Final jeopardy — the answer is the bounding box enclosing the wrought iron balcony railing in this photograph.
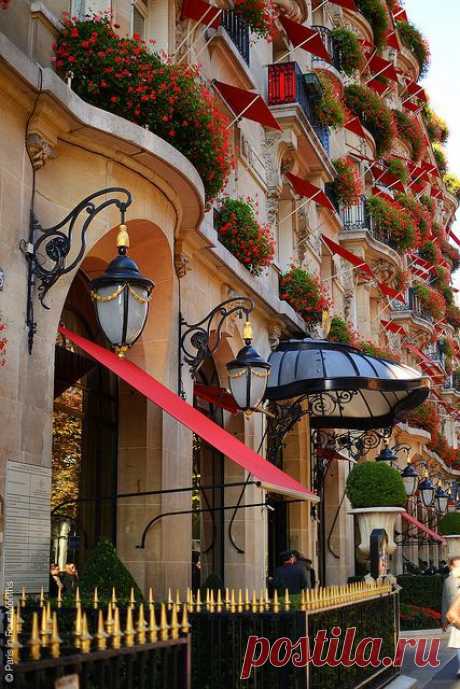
[391,287,434,325]
[222,10,250,65]
[311,25,342,72]
[267,62,330,155]
[340,196,398,251]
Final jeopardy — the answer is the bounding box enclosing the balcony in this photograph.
[267,62,330,155]
[222,10,250,65]
[391,287,434,329]
[311,25,343,74]
[340,196,398,251]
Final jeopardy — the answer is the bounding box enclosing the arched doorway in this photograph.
[51,271,119,570]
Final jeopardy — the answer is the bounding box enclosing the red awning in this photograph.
[279,16,331,61]
[372,163,405,193]
[344,116,367,139]
[386,30,400,50]
[404,81,428,103]
[404,100,422,114]
[194,384,239,414]
[322,235,374,277]
[372,186,395,204]
[367,54,399,83]
[181,0,222,28]
[401,511,446,544]
[286,172,336,213]
[328,0,357,9]
[405,344,445,379]
[431,187,443,200]
[448,230,460,248]
[393,6,408,22]
[59,327,317,501]
[379,283,404,302]
[381,319,407,336]
[213,81,281,130]
[368,79,389,95]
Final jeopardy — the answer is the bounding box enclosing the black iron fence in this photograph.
[222,10,250,64]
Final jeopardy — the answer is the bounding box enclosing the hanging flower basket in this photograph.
[331,158,363,207]
[424,106,449,144]
[344,84,395,157]
[396,20,430,77]
[327,316,357,345]
[446,304,460,330]
[312,73,345,129]
[279,266,330,322]
[330,27,364,75]
[413,283,446,321]
[394,192,432,244]
[234,0,277,38]
[355,0,388,48]
[393,110,425,162]
[402,400,440,440]
[215,198,275,276]
[53,15,233,203]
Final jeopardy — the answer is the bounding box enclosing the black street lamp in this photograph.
[22,187,153,355]
[419,472,435,508]
[376,444,398,463]
[226,319,271,414]
[90,225,154,356]
[435,484,449,514]
[400,460,419,498]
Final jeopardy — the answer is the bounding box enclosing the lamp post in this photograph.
[435,485,449,515]
[179,297,271,411]
[376,443,398,463]
[419,472,435,508]
[21,187,153,354]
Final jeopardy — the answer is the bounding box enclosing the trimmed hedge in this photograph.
[439,512,460,535]
[346,460,407,508]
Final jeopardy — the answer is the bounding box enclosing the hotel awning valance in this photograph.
[59,327,317,502]
[401,511,446,545]
[266,339,430,430]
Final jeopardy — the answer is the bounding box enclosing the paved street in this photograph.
[402,632,459,688]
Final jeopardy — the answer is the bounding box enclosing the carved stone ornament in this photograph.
[273,0,308,22]
[268,322,283,351]
[343,289,354,322]
[26,133,57,170]
[174,239,192,279]
[370,259,397,285]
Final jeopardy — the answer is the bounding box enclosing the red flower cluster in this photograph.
[413,283,447,321]
[403,400,440,442]
[215,197,275,276]
[366,194,417,251]
[280,266,331,323]
[234,0,277,38]
[394,192,432,244]
[53,14,232,202]
[393,110,426,162]
[0,319,7,368]
[446,304,460,330]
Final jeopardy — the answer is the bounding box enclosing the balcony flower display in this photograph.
[366,194,417,251]
[413,283,446,321]
[346,461,406,558]
[393,110,425,162]
[402,400,440,441]
[419,240,442,266]
[385,158,409,185]
[394,192,432,243]
[393,267,410,294]
[396,20,430,77]
[357,340,401,362]
[429,436,460,468]
[312,74,345,129]
[214,198,275,275]
[420,194,434,213]
[330,27,363,75]
[439,335,455,373]
[279,266,330,322]
[444,173,460,200]
[446,304,460,330]
[424,106,449,144]
[331,158,363,206]
[432,265,451,291]
[344,84,395,157]
[441,240,460,272]
[53,15,232,202]
[328,316,356,345]
[355,0,388,49]
[234,0,277,38]
[432,143,448,174]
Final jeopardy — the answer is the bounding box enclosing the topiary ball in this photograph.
[346,461,407,508]
[439,512,460,535]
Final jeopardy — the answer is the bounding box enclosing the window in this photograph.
[132,5,146,39]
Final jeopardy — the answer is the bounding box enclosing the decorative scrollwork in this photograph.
[333,427,393,460]
[179,297,254,380]
[308,390,358,417]
[27,188,132,308]
[266,400,307,466]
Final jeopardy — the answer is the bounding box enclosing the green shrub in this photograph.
[355,0,388,48]
[328,316,355,345]
[331,27,363,75]
[344,84,394,156]
[346,461,407,508]
[439,512,460,535]
[396,21,430,77]
[79,540,143,603]
[433,143,448,173]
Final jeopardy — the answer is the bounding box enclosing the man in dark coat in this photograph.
[292,550,316,589]
[272,551,310,594]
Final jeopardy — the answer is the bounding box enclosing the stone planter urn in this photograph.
[349,507,405,559]
[444,534,460,558]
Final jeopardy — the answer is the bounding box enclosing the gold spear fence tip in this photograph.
[171,603,180,640]
[181,605,191,635]
[148,603,158,642]
[160,603,169,641]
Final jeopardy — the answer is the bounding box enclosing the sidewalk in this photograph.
[401,630,458,688]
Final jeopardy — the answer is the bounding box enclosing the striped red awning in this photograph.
[59,327,318,501]
[286,173,336,213]
[381,319,407,336]
[279,16,331,62]
[214,81,281,130]
[321,235,374,277]
[194,384,239,414]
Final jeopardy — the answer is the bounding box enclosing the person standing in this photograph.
[61,563,79,594]
[291,550,313,589]
[272,551,309,595]
[442,557,460,677]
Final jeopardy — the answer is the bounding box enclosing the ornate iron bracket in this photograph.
[266,400,308,466]
[21,187,132,353]
[179,297,254,392]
